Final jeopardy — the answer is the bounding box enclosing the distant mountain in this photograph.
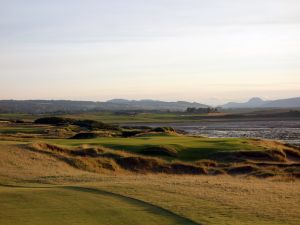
[221,97,300,108]
[106,99,208,111]
[262,98,300,108]
[0,99,209,114]
[222,97,265,108]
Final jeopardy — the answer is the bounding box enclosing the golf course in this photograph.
[0,114,299,225]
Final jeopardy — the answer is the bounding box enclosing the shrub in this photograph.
[195,160,218,167]
[283,148,300,158]
[227,164,259,175]
[121,130,143,137]
[73,148,99,157]
[35,117,119,131]
[142,145,178,157]
[151,127,176,133]
[35,117,75,125]
[170,162,207,174]
[71,132,98,139]
[73,119,118,130]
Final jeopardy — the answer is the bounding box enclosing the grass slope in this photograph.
[0,143,299,225]
[47,136,264,161]
[0,185,198,225]
[88,175,300,225]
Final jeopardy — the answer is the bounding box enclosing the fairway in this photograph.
[0,117,299,225]
[47,136,265,161]
[0,185,198,225]
[0,138,299,225]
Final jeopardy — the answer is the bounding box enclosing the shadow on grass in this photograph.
[65,186,202,225]
[0,183,202,225]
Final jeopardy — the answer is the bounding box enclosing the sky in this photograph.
[0,0,299,105]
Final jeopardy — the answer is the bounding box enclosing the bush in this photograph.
[122,126,151,130]
[73,119,119,131]
[195,160,218,167]
[227,164,259,175]
[71,132,98,139]
[73,148,99,157]
[15,119,25,123]
[151,127,176,133]
[121,130,143,137]
[142,146,178,157]
[35,117,75,125]
[170,162,207,174]
[35,117,119,131]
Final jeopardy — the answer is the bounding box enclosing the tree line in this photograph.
[186,107,219,113]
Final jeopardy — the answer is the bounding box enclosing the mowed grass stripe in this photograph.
[0,185,200,225]
[47,136,262,161]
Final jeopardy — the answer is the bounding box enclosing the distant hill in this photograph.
[106,99,208,111]
[222,97,300,109]
[0,99,209,114]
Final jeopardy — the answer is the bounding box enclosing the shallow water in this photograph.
[128,120,300,146]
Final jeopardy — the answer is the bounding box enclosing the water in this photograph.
[129,120,300,146]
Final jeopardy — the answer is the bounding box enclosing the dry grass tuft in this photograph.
[30,142,69,152]
[284,148,300,159]
[142,145,178,157]
[29,142,122,174]
[195,159,218,167]
[23,142,300,178]
[29,142,208,175]
[227,164,259,175]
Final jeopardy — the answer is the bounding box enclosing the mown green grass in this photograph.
[0,112,214,124]
[47,136,262,161]
[0,137,298,225]
[0,126,46,134]
[61,112,223,124]
[63,112,183,123]
[0,113,39,121]
[87,176,300,225]
[0,186,197,225]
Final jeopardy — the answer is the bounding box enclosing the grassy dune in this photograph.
[0,142,299,225]
[47,136,264,160]
[0,117,300,225]
[1,134,299,177]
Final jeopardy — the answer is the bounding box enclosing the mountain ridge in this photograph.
[0,99,209,114]
[221,97,300,108]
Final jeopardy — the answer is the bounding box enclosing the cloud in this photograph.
[0,0,299,101]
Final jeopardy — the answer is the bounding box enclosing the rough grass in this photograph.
[71,132,99,139]
[1,126,300,178]
[29,142,124,174]
[85,175,300,225]
[0,142,95,182]
[46,136,260,159]
[29,142,208,175]
[141,145,178,157]
[45,136,300,163]
[0,142,299,225]
[27,141,300,178]
[1,177,299,225]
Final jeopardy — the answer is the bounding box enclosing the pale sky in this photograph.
[0,0,299,105]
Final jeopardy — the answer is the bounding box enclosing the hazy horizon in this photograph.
[1,96,300,107]
[1,0,299,105]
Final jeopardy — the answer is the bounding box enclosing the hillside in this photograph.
[222,97,300,108]
[1,118,300,225]
[0,100,209,114]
